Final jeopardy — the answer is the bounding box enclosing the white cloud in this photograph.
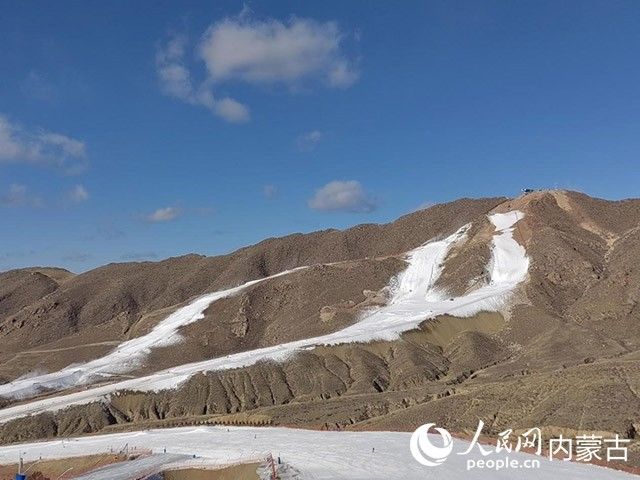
[156,13,359,121]
[328,60,360,88]
[39,133,86,158]
[144,206,182,222]
[68,184,89,203]
[214,97,250,123]
[200,17,359,88]
[0,114,87,174]
[296,130,323,151]
[156,35,194,100]
[263,184,278,198]
[156,35,249,123]
[308,180,377,213]
[1,184,42,208]
[2,183,90,208]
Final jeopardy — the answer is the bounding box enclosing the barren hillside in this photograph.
[1,190,639,461]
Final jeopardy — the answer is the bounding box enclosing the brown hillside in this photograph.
[2,191,640,457]
[0,197,502,377]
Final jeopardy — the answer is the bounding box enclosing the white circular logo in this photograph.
[410,423,454,467]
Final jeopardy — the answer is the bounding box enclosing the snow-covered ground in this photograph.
[0,212,528,423]
[0,426,634,479]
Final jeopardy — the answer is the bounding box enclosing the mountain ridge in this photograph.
[1,190,639,457]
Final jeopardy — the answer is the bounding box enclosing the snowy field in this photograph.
[0,426,635,480]
[0,211,529,423]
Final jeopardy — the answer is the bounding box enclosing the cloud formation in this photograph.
[156,14,358,122]
[296,130,323,152]
[200,17,359,88]
[0,115,87,174]
[144,206,182,222]
[214,97,251,123]
[156,35,250,123]
[1,184,42,208]
[308,180,377,213]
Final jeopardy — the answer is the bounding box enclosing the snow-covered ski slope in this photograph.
[0,211,528,422]
[0,426,634,480]
[0,267,307,400]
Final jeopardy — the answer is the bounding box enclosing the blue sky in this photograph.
[1,1,639,272]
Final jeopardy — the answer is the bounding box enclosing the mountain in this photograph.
[0,190,639,459]
[0,197,501,380]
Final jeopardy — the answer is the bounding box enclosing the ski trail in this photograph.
[0,266,307,400]
[0,211,528,423]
